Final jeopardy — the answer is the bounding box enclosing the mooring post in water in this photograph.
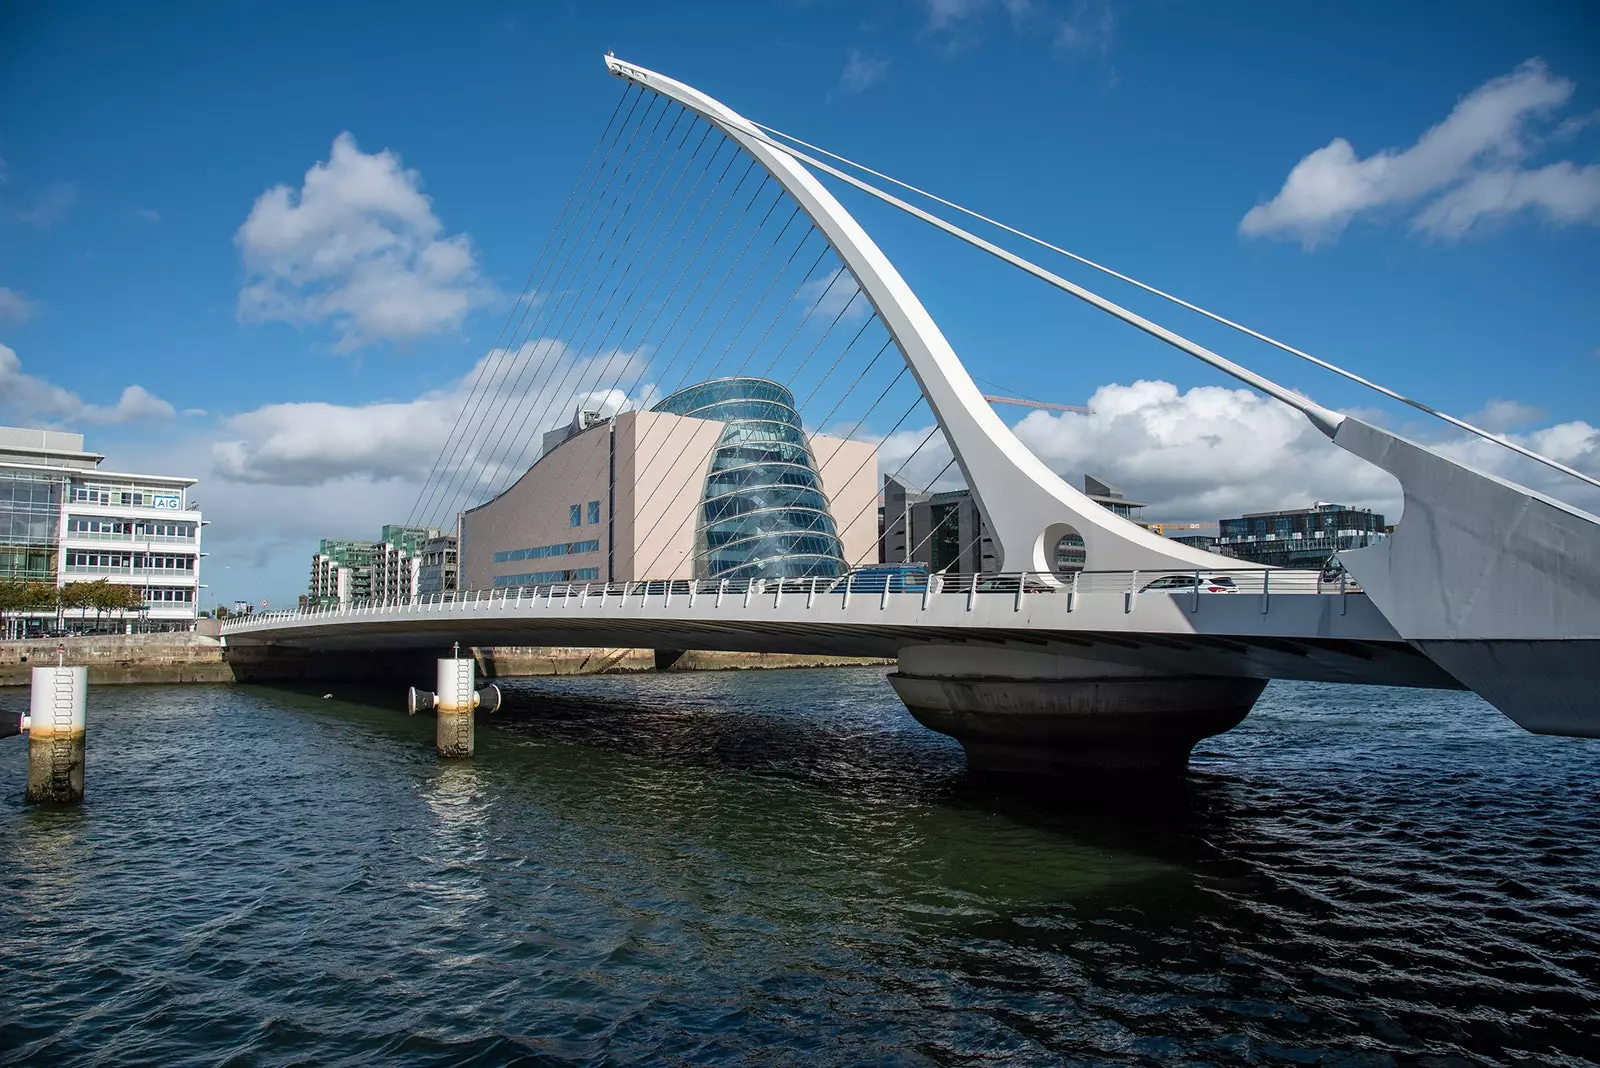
[406,643,500,758]
[27,650,87,803]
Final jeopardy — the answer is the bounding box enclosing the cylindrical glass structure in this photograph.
[651,377,847,580]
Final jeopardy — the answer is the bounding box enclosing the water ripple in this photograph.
[0,672,1596,1066]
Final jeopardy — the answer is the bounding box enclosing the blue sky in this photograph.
[2,0,1597,606]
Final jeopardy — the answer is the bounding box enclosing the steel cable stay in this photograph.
[473,201,821,570]
[451,112,724,526]
[889,456,964,568]
[715,390,934,575]
[424,99,691,525]
[410,90,661,527]
[744,120,1600,494]
[634,343,908,580]
[406,84,639,527]
[532,170,798,531]
[828,418,944,565]
[467,147,808,572]
[467,147,783,559]
[622,256,895,579]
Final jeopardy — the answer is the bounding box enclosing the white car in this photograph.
[1139,574,1240,594]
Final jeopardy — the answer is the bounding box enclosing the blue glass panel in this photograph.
[651,377,847,580]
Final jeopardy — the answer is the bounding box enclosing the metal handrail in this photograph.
[220,567,1358,632]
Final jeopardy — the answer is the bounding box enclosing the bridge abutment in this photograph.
[890,646,1264,777]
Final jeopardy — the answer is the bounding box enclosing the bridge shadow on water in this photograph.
[246,667,1268,903]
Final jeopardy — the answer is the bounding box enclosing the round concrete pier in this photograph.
[889,646,1264,777]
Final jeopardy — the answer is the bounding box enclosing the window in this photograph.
[569,504,582,527]
[586,500,601,525]
[491,540,600,564]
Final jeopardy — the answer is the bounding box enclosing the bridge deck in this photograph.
[224,572,1462,690]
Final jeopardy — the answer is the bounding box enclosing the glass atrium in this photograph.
[651,377,848,581]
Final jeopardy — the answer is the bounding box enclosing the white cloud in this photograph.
[235,132,490,350]
[0,343,175,426]
[131,208,161,223]
[919,0,1113,54]
[11,183,76,228]
[1242,60,1600,245]
[209,338,647,492]
[1470,398,1545,433]
[837,50,890,95]
[0,286,38,324]
[795,267,869,323]
[1054,0,1114,53]
[869,379,1600,525]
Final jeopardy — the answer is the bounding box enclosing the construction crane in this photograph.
[982,395,1094,415]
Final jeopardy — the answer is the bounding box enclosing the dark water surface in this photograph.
[1,670,1596,1066]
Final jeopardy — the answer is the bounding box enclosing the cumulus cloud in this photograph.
[235,132,491,350]
[837,50,890,95]
[1470,398,1545,433]
[0,343,175,426]
[1242,60,1600,245]
[210,338,647,495]
[0,286,38,324]
[868,379,1600,524]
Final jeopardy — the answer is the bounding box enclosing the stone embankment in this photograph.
[0,635,892,686]
[0,634,234,686]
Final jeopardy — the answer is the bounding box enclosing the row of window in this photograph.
[492,567,601,587]
[65,551,197,570]
[144,587,195,603]
[568,501,602,527]
[66,517,198,539]
[492,539,600,564]
[71,487,185,509]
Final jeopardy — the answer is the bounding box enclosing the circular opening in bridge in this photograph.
[1047,523,1086,575]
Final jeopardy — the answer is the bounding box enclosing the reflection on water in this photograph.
[0,670,1596,1066]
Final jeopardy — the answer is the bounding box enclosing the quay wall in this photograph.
[1,635,891,686]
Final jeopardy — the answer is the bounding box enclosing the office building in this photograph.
[1217,502,1387,569]
[416,533,458,596]
[308,538,377,608]
[881,472,1142,575]
[461,377,878,589]
[0,426,203,635]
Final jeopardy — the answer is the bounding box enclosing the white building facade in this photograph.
[1,426,204,634]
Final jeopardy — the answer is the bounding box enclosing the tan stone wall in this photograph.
[460,423,613,591]
[460,410,881,588]
[614,410,723,581]
[811,434,881,570]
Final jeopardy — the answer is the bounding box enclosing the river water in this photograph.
[0,670,1595,1066]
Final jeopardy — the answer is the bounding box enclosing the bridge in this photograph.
[224,56,1600,776]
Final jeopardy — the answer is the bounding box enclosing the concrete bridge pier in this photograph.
[889,646,1265,778]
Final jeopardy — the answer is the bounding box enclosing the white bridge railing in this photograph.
[225,568,1361,633]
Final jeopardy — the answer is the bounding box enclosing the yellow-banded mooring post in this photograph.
[28,658,88,804]
[407,643,501,758]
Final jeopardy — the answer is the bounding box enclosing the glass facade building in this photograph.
[1217,503,1387,569]
[651,377,847,581]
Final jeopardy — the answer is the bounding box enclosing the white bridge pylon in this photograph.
[605,56,1600,737]
[603,55,1237,578]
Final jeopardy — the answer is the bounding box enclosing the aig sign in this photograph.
[152,494,182,511]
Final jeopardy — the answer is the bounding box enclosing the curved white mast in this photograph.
[604,55,1243,574]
